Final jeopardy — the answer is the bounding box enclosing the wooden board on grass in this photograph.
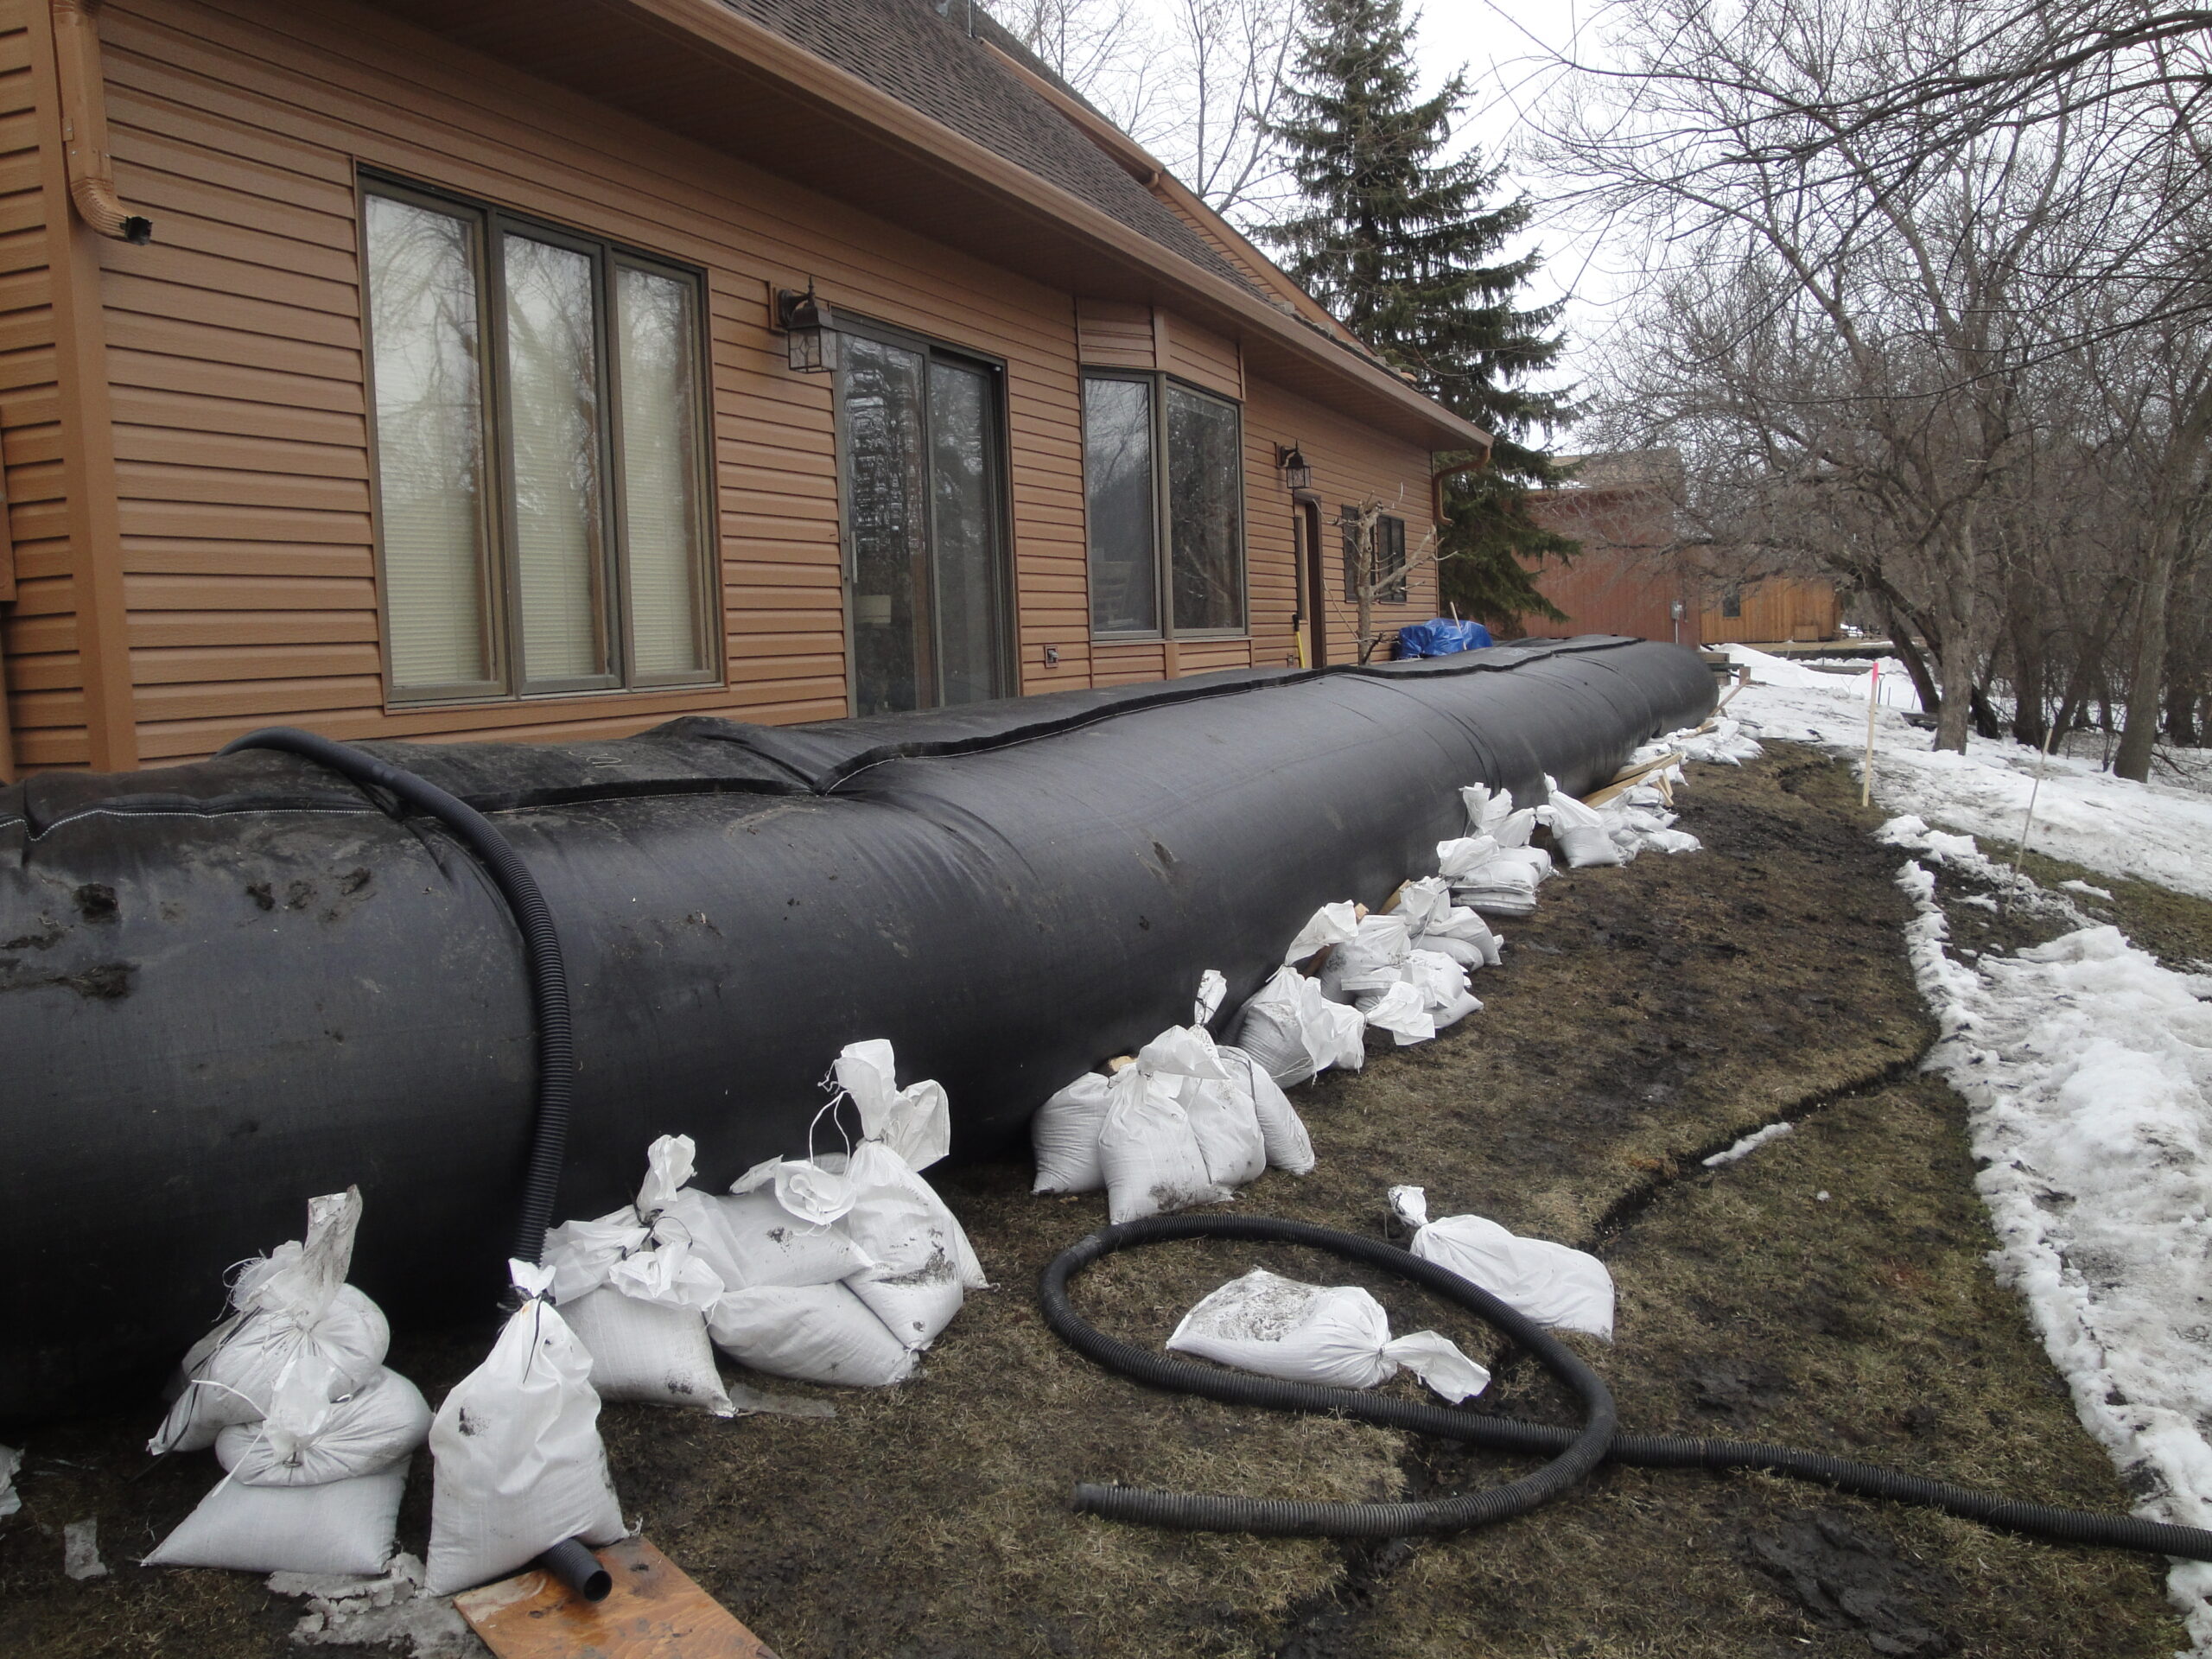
[454,1537,777,1659]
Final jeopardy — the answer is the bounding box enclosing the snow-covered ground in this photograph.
[1885,820,2212,1649]
[1685,651,2212,1648]
[1718,645,2212,903]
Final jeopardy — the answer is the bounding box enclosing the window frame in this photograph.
[830,311,1018,713]
[359,172,720,709]
[1081,367,1249,642]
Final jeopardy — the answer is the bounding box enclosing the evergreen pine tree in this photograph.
[1261,0,1574,626]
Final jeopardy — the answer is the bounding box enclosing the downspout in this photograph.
[50,0,150,245]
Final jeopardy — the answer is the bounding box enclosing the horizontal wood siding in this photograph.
[9,0,1457,770]
[92,0,1100,761]
[1159,310,1240,401]
[1698,576,1840,645]
[0,0,74,770]
[1073,296,1151,371]
[1244,375,1436,666]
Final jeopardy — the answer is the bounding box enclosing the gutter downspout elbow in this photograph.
[1431,446,1491,524]
[50,0,149,245]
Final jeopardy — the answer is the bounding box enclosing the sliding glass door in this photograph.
[838,330,1009,715]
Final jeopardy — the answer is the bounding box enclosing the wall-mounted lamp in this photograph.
[776,281,838,374]
[1275,442,1312,493]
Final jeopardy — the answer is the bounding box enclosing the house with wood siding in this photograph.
[0,0,1489,777]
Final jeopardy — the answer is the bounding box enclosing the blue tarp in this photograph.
[1396,619,1495,658]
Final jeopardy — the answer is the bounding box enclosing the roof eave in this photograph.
[360,0,1490,454]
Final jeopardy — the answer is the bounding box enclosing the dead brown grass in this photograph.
[0,745,2182,1658]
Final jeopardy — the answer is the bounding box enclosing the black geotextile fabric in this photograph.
[0,638,1713,1417]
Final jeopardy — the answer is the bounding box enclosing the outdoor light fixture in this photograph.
[1276,442,1312,492]
[776,282,838,374]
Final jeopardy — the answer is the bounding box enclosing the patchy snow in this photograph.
[1701,1121,1794,1167]
[2063,879,2117,904]
[1885,817,2212,1647]
[1719,647,2212,901]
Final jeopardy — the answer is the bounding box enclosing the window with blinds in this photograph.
[362,180,715,701]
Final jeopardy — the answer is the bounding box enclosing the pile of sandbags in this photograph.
[424,1260,626,1595]
[145,1191,429,1577]
[1386,877,1503,970]
[1167,1268,1489,1402]
[1389,1185,1615,1339]
[1035,976,1316,1221]
[1437,831,1553,918]
[542,1136,734,1415]
[706,1040,986,1385]
[1316,912,1481,1042]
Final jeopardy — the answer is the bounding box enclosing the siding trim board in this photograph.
[28,0,133,767]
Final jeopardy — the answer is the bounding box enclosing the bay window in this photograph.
[362,180,715,701]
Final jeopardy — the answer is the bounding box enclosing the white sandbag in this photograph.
[1032,1072,1114,1194]
[834,1039,953,1172]
[556,1287,734,1416]
[542,1136,731,1414]
[1097,1065,1232,1224]
[1177,1075,1268,1188]
[1540,778,1624,868]
[423,1262,626,1598]
[1390,1187,1616,1339]
[1284,900,1359,963]
[1217,1046,1314,1173]
[834,1144,967,1349]
[1299,978,1370,1071]
[1193,968,1228,1027]
[1404,948,1481,1029]
[827,1038,985,1287]
[215,1360,429,1487]
[1166,1268,1489,1402]
[1135,1022,1231,1081]
[1388,877,1501,969]
[1233,965,1322,1087]
[724,1154,856,1229]
[708,1282,917,1387]
[683,1187,874,1291]
[1355,980,1435,1045]
[145,1461,407,1578]
[1319,915,1413,1003]
[1460,783,1535,847]
[151,1189,391,1456]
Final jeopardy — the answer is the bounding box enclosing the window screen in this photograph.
[1084,376,1157,634]
[1166,385,1243,632]
[363,181,714,700]
[364,194,495,693]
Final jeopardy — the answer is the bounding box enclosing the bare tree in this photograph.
[986,0,1304,223]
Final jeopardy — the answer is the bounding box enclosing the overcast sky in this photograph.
[1406,0,1629,392]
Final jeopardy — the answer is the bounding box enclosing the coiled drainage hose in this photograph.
[1044,1213,2212,1560]
[219,727,606,1601]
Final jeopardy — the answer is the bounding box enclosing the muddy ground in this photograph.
[0,744,2191,1657]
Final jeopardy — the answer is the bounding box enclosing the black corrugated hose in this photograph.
[219,728,572,1270]
[219,727,601,1599]
[1044,1214,2212,1560]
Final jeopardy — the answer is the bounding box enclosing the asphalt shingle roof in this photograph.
[720,0,1268,298]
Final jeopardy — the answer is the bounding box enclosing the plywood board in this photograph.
[454,1537,778,1659]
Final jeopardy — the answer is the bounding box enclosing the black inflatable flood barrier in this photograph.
[0,636,1713,1420]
